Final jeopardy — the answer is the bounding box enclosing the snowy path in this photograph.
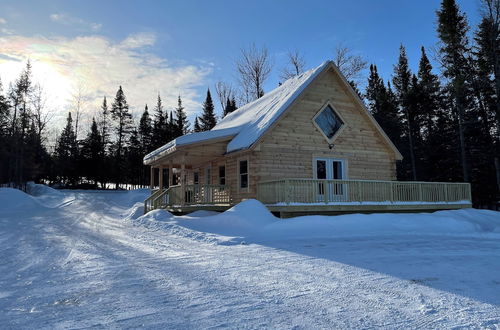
[1,189,500,329]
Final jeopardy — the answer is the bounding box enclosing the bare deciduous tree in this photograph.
[236,44,272,103]
[333,43,368,83]
[31,83,54,143]
[280,50,306,81]
[71,83,89,141]
[214,81,235,112]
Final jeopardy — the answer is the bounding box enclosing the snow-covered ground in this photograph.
[1,185,499,329]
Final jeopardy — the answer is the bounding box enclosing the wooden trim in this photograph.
[311,100,347,145]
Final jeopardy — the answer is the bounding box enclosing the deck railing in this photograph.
[145,184,230,211]
[256,179,471,205]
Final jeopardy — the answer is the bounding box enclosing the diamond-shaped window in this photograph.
[313,105,344,141]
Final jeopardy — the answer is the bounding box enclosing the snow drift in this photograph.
[135,199,500,245]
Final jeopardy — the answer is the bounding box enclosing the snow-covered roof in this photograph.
[143,127,240,163]
[144,61,331,164]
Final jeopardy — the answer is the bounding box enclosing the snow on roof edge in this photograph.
[143,127,240,164]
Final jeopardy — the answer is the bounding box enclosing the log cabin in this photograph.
[144,61,471,217]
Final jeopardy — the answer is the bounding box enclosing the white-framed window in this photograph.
[238,158,249,190]
[312,102,345,144]
[193,171,199,185]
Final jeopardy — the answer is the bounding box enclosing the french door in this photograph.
[314,158,347,202]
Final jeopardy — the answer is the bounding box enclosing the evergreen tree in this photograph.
[167,111,175,140]
[55,112,78,185]
[110,86,133,188]
[0,77,10,183]
[138,104,153,153]
[80,118,104,186]
[152,93,166,149]
[366,64,401,149]
[125,127,143,188]
[193,116,202,132]
[416,47,448,181]
[200,89,217,131]
[474,12,500,196]
[437,0,472,182]
[174,95,189,137]
[98,96,110,152]
[223,97,238,117]
[138,104,153,186]
[393,45,418,180]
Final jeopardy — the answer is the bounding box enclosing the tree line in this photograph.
[0,61,237,189]
[364,0,499,207]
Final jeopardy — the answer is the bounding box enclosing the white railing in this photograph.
[256,179,471,205]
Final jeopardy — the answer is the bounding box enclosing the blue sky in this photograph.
[0,0,482,135]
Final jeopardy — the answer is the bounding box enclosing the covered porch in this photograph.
[144,178,472,216]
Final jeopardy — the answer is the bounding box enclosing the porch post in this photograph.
[180,163,186,205]
[149,166,154,190]
[159,166,164,190]
[169,160,174,187]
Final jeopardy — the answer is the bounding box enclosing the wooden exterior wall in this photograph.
[252,67,398,186]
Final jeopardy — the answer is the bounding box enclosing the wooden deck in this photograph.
[144,179,472,217]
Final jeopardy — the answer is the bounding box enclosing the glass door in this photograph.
[314,158,347,202]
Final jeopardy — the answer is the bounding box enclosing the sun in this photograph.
[0,58,74,114]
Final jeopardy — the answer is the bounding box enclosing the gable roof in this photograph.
[144,60,402,164]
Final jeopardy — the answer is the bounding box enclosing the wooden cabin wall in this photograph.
[254,67,397,183]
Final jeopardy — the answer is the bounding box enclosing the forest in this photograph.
[0,0,498,207]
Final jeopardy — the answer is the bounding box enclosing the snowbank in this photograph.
[27,181,63,197]
[134,199,500,245]
[0,188,45,212]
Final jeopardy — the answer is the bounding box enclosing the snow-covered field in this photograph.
[1,185,499,329]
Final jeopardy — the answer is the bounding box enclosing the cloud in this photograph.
[0,18,6,25]
[0,28,14,35]
[50,13,102,32]
[0,34,212,135]
[120,32,156,49]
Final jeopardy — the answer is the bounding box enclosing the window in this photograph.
[313,104,344,141]
[219,166,226,185]
[239,159,248,189]
[193,171,199,185]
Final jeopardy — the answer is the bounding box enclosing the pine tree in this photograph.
[474,11,500,195]
[110,86,133,188]
[55,112,78,185]
[125,127,143,188]
[366,64,401,149]
[416,47,447,181]
[152,93,166,149]
[138,104,153,186]
[200,89,217,131]
[437,0,471,182]
[80,118,104,186]
[223,97,238,117]
[0,77,11,183]
[393,45,418,180]
[138,104,153,153]
[167,111,175,141]
[99,96,110,152]
[193,116,202,132]
[174,95,189,137]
